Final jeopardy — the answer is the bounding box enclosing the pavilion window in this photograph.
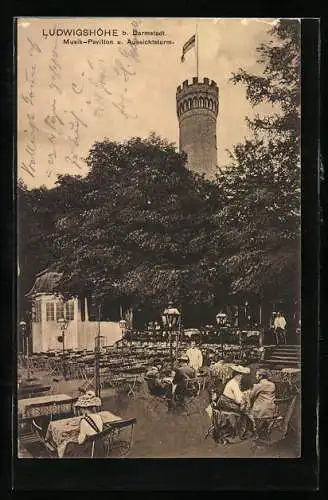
[81,298,85,322]
[34,301,41,322]
[65,301,74,321]
[46,302,55,321]
[56,301,65,321]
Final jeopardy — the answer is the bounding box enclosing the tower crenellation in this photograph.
[176,77,219,178]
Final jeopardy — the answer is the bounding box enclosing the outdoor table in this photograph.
[18,394,76,420]
[18,384,52,399]
[45,410,122,458]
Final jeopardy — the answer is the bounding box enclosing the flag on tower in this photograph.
[181,34,196,62]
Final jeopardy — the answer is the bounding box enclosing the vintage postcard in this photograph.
[17,17,301,460]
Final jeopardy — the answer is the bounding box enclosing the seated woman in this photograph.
[215,365,249,411]
[209,365,251,443]
[64,391,104,458]
[248,369,277,441]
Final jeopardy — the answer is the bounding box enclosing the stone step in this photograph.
[269,347,300,352]
[271,346,301,350]
[269,356,300,362]
[266,349,300,356]
[271,351,301,356]
[261,360,301,368]
[263,356,301,362]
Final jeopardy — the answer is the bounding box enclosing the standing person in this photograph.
[274,311,287,344]
[186,339,203,373]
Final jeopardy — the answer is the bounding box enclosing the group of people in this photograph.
[145,339,204,411]
[50,336,279,454]
[145,337,279,443]
[207,365,277,444]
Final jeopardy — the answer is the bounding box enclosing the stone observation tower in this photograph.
[176,77,219,179]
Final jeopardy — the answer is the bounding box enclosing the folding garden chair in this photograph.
[249,395,297,451]
[174,377,204,416]
[65,418,137,458]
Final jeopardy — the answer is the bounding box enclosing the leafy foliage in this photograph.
[216,19,301,300]
[18,21,301,318]
[44,134,223,309]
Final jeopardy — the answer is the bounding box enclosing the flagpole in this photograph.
[196,24,199,79]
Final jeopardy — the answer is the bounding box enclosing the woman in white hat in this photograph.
[210,364,251,443]
[65,391,103,458]
[219,365,250,412]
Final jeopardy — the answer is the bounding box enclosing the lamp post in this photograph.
[244,300,249,327]
[94,304,102,398]
[57,317,69,355]
[216,312,227,358]
[57,317,69,379]
[119,319,127,351]
[19,320,30,380]
[162,302,181,369]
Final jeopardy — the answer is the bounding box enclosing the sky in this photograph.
[17,17,279,188]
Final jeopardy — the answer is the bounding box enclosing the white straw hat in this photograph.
[230,364,250,374]
[74,390,102,408]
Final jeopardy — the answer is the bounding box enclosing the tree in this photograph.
[215,20,301,311]
[18,180,57,314]
[49,134,224,313]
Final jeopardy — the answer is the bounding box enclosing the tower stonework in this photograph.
[176,77,219,178]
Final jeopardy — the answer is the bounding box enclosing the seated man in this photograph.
[249,368,277,440]
[172,355,196,407]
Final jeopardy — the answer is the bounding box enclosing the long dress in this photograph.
[211,379,251,443]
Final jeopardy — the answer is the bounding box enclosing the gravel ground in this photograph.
[18,367,300,459]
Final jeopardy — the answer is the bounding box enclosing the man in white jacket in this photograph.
[186,339,203,373]
[273,312,287,344]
